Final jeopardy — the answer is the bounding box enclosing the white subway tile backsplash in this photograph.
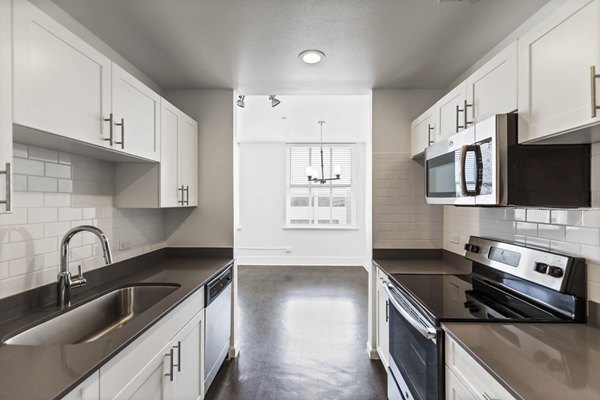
[582,210,600,228]
[14,158,44,176]
[581,245,600,265]
[28,146,58,163]
[550,210,582,226]
[45,163,71,179]
[516,221,537,236]
[0,146,166,299]
[538,224,566,241]
[28,176,58,192]
[565,226,600,246]
[526,209,550,224]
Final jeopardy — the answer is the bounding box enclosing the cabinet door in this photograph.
[117,343,174,400]
[436,83,467,140]
[12,0,112,147]
[0,0,12,214]
[160,100,182,207]
[518,0,600,143]
[466,41,517,124]
[376,278,389,368]
[445,367,475,400]
[411,105,437,157]
[172,311,204,400]
[112,63,160,161]
[62,372,100,400]
[179,115,198,207]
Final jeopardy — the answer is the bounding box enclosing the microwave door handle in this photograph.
[385,284,437,341]
[460,145,482,196]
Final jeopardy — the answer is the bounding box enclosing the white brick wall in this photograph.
[443,142,600,302]
[373,152,443,249]
[0,144,167,299]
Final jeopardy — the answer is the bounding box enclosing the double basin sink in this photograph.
[3,284,180,346]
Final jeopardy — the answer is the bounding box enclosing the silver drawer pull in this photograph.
[165,348,174,381]
[173,341,181,372]
[0,162,11,212]
[464,100,474,126]
[428,124,435,145]
[456,104,465,131]
[591,66,600,118]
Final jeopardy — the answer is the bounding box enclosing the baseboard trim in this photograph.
[367,341,380,360]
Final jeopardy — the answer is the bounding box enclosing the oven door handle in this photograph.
[385,284,438,341]
[460,144,483,196]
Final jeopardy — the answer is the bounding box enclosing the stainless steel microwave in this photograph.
[425,114,591,207]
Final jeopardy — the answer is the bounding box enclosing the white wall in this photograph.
[235,95,371,266]
[164,89,234,248]
[371,89,444,249]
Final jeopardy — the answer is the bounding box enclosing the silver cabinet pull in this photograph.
[427,124,435,145]
[165,348,174,381]
[184,185,190,205]
[0,162,11,212]
[114,118,125,149]
[464,99,474,126]
[385,299,389,322]
[591,66,600,118]
[456,104,465,131]
[103,113,114,146]
[173,341,181,372]
[178,185,185,205]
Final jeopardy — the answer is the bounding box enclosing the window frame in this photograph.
[285,143,358,230]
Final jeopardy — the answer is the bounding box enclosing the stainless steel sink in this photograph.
[3,284,180,346]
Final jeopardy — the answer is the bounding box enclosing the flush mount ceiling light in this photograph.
[236,95,245,108]
[269,95,281,107]
[299,50,325,64]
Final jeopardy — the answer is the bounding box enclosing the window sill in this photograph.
[283,225,359,231]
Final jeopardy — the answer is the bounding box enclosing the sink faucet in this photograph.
[57,225,113,307]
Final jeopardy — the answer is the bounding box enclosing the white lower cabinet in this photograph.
[61,372,100,400]
[375,269,389,367]
[95,288,205,400]
[445,335,516,400]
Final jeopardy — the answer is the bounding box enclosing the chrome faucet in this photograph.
[57,225,113,307]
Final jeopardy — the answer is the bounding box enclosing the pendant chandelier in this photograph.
[305,121,342,184]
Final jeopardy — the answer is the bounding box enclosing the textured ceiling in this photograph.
[51,0,548,93]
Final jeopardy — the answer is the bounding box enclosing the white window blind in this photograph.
[287,144,355,227]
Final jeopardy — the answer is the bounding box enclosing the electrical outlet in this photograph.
[450,234,460,244]
[285,247,292,253]
[119,240,131,251]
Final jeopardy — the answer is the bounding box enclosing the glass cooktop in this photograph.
[390,274,567,323]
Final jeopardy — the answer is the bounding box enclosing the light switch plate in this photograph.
[450,234,460,244]
[119,240,131,251]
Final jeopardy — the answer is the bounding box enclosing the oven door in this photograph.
[385,284,442,400]
[425,127,478,205]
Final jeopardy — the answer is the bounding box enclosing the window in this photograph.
[286,144,355,227]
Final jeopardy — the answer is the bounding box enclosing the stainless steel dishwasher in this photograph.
[204,265,233,393]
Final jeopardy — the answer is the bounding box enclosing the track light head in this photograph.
[236,95,245,108]
[269,95,281,108]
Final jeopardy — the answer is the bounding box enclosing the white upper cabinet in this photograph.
[436,82,467,140]
[178,114,199,207]
[466,41,517,124]
[12,0,112,147]
[0,0,12,214]
[411,104,437,158]
[518,0,600,143]
[111,64,161,161]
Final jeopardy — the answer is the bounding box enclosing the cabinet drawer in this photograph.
[445,335,517,400]
[99,287,204,399]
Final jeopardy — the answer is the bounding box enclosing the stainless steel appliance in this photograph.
[204,265,233,393]
[386,236,586,400]
[425,114,590,207]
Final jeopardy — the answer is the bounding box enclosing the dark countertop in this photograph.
[443,322,600,400]
[373,255,471,276]
[0,252,232,400]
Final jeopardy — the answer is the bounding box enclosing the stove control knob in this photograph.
[534,262,548,274]
[548,266,564,278]
[464,244,480,253]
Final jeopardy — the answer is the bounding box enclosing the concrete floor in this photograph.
[205,265,387,400]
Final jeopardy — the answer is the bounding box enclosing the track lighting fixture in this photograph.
[269,95,281,108]
[236,95,245,108]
